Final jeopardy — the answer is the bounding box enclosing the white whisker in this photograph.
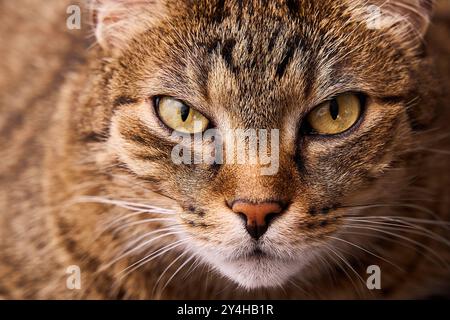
[325,235,403,271]
[104,230,186,270]
[117,238,190,279]
[74,196,176,214]
[153,250,191,296]
[344,224,449,268]
[160,254,197,294]
[112,218,178,234]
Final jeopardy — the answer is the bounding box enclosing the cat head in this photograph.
[79,0,436,289]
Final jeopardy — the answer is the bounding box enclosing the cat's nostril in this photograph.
[231,200,284,240]
[264,212,279,225]
[237,212,247,223]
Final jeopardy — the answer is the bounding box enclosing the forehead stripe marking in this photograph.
[113,96,138,108]
[276,36,301,79]
[220,38,238,73]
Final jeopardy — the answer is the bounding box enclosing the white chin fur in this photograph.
[214,257,303,290]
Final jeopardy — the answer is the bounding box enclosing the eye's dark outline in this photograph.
[301,93,367,137]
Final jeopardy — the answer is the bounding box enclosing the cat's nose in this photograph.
[231,201,284,240]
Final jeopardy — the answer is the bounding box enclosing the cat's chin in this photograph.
[214,256,304,290]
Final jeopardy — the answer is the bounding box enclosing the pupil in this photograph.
[329,99,339,120]
[180,105,190,122]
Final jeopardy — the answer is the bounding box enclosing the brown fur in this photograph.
[1,0,450,299]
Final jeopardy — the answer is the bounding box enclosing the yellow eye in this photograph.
[156,97,209,134]
[306,93,362,135]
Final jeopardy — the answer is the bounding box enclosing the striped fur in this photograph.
[0,0,449,299]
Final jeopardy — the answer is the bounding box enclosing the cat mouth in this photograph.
[231,247,290,263]
[191,241,306,289]
[214,248,303,289]
[246,248,267,258]
[228,247,269,261]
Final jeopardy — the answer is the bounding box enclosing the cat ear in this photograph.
[90,0,167,52]
[362,0,434,42]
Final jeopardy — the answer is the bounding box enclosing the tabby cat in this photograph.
[0,0,449,299]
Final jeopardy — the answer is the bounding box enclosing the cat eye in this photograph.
[304,93,363,135]
[155,97,210,134]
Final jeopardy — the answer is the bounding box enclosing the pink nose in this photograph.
[231,201,283,240]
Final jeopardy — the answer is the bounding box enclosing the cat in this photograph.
[0,0,449,299]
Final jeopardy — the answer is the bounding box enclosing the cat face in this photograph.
[90,0,434,289]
